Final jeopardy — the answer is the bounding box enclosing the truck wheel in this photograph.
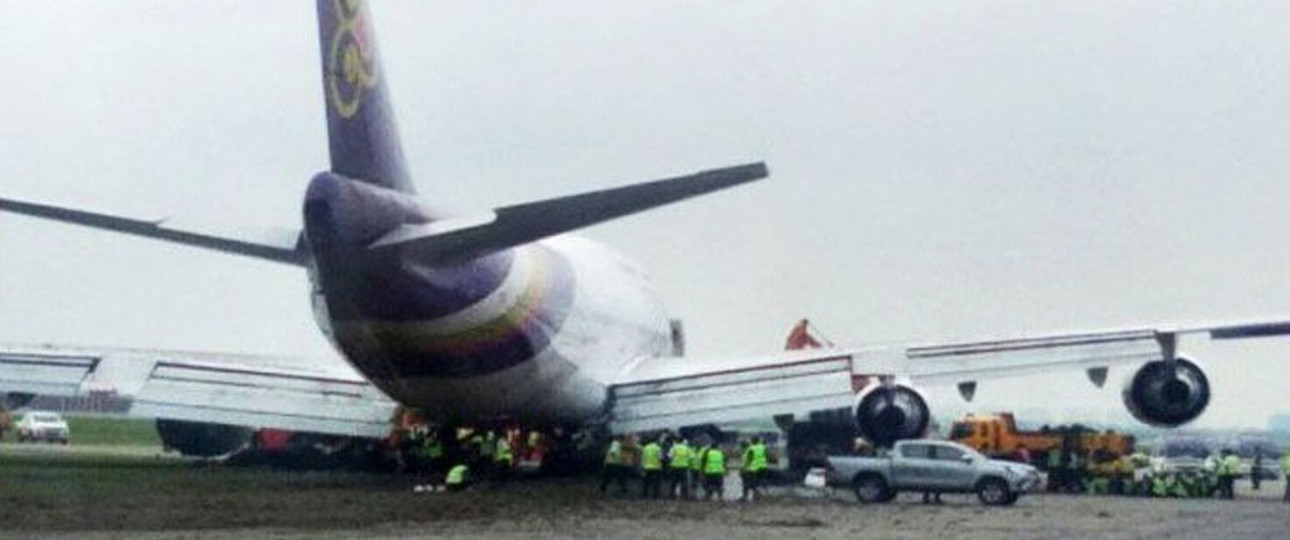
[853,474,891,503]
[976,477,1013,506]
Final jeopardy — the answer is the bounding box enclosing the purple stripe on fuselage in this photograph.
[331,244,576,383]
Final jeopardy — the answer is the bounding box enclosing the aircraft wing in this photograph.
[897,319,1290,389]
[0,345,396,438]
[606,318,1290,434]
[0,196,305,265]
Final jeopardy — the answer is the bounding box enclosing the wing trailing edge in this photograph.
[369,162,769,265]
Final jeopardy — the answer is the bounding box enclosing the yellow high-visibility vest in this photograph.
[446,464,468,485]
[495,437,513,463]
[642,442,663,471]
[670,443,693,469]
[604,441,623,466]
[744,443,768,472]
[1220,455,1241,476]
[703,447,726,475]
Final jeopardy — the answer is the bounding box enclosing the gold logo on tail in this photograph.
[328,0,379,119]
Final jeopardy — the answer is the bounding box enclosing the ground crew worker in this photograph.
[1065,450,1085,493]
[741,436,769,502]
[600,436,629,496]
[1166,473,1187,498]
[1044,447,1062,492]
[494,433,515,482]
[445,462,470,492]
[1111,454,1133,495]
[691,439,704,490]
[527,430,544,462]
[621,434,641,478]
[1149,473,1167,497]
[1281,451,1290,502]
[0,407,11,441]
[1251,450,1263,491]
[1191,471,1211,498]
[478,430,496,476]
[701,443,727,500]
[1218,449,1240,499]
[1086,459,1110,496]
[668,438,694,499]
[1215,449,1234,498]
[426,433,446,474]
[467,431,485,464]
[641,437,664,499]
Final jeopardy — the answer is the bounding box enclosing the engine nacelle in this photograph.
[853,382,931,447]
[155,419,254,457]
[1122,356,1210,427]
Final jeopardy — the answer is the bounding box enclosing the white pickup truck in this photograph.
[825,440,1040,506]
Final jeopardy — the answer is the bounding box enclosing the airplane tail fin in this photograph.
[316,0,414,193]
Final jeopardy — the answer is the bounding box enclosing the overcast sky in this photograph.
[2,1,1287,429]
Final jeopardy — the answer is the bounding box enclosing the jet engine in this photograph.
[1122,356,1210,427]
[853,381,930,448]
[155,419,254,457]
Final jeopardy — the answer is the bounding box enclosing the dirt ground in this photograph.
[3,446,1287,540]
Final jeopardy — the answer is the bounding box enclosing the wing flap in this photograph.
[608,352,855,434]
[898,331,1162,386]
[0,345,396,438]
[0,352,100,396]
[131,361,396,438]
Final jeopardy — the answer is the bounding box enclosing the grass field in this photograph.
[64,416,162,446]
[3,449,1287,538]
[2,415,161,447]
[0,450,607,531]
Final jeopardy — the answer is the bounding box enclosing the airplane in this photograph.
[3,0,1289,456]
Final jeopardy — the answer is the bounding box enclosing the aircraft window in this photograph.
[901,444,931,459]
[932,445,966,462]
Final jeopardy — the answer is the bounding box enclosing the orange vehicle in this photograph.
[948,412,1135,462]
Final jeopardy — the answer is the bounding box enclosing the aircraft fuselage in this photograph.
[303,172,674,425]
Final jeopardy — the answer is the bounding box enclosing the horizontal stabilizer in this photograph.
[0,196,304,265]
[370,162,768,264]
